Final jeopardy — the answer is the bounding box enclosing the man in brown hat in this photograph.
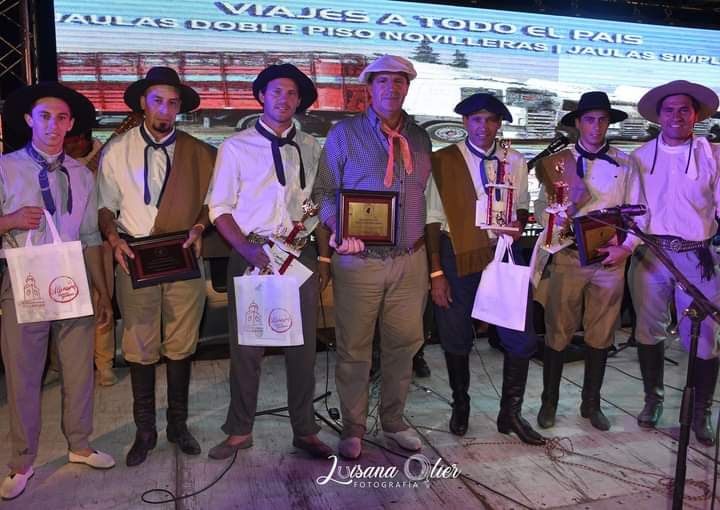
[0,82,115,500]
[97,67,216,466]
[534,91,633,432]
[626,80,720,445]
[205,63,333,460]
[313,55,432,460]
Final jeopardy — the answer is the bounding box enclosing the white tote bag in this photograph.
[4,209,93,324]
[471,235,530,331]
[234,271,304,347]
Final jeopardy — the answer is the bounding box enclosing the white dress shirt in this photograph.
[626,135,720,247]
[97,124,176,237]
[426,139,530,233]
[206,119,321,238]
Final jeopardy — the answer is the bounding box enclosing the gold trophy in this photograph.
[542,159,573,252]
[253,199,320,275]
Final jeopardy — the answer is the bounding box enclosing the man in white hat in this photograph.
[0,82,115,500]
[627,80,720,446]
[313,54,432,459]
[534,91,634,432]
[98,67,217,465]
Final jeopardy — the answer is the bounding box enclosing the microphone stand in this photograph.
[622,215,720,510]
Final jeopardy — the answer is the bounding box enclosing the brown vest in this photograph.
[431,144,493,277]
[152,130,217,234]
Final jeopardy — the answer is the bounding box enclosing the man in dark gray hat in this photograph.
[426,92,543,444]
[206,63,333,460]
[0,82,115,500]
[98,66,217,466]
[534,91,633,432]
[626,80,720,445]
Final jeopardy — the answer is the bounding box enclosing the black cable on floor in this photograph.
[606,361,720,404]
[313,409,534,510]
[140,391,330,505]
[314,344,533,510]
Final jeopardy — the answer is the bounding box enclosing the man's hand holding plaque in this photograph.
[109,235,135,275]
[335,190,398,248]
[597,240,632,266]
[182,224,205,258]
[123,231,202,289]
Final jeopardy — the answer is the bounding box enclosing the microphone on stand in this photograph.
[527,134,570,169]
[585,204,647,217]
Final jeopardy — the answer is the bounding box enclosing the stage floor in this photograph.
[0,330,718,509]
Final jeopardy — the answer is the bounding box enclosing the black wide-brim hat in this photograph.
[2,82,96,137]
[124,66,200,113]
[561,91,627,126]
[454,93,512,122]
[252,63,318,113]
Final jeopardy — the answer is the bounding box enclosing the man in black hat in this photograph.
[534,91,633,432]
[205,63,333,460]
[626,81,720,445]
[97,67,216,466]
[426,92,544,444]
[0,82,115,500]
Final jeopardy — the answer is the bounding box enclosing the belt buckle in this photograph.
[669,238,682,252]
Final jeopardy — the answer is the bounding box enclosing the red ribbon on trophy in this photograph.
[258,199,320,275]
[543,160,571,251]
[478,140,516,231]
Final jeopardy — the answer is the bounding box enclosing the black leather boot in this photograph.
[637,342,665,428]
[692,357,719,446]
[497,353,545,445]
[126,362,158,467]
[580,346,611,431]
[445,351,470,436]
[537,347,564,429]
[413,345,431,378]
[166,358,201,455]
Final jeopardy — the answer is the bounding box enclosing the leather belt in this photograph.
[364,237,426,259]
[649,235,710,253]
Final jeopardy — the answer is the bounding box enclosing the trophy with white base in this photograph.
[475,140,518,232]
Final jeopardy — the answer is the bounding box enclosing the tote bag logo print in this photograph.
[268,308,292,333]
[49,275,79,303]
[244,300,264,337]
[21,274,44,309]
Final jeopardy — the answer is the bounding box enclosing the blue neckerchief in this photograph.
[255,120,305,189]
[25,143,72,215]
[139,123,176,206]
[465,139,501,200]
